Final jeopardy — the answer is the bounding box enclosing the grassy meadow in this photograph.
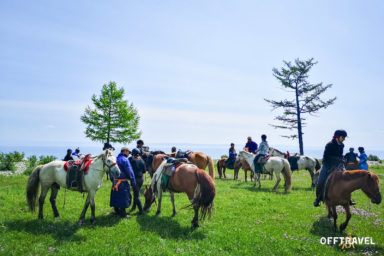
[0,164,383,255]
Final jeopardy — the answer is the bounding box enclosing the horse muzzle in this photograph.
[371,193,382,204]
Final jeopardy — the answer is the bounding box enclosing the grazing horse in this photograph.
[143,160,216,228]
[26,149,120,225]
[324,170,381,232]
[238,151,292,192]
[268,147,320,187]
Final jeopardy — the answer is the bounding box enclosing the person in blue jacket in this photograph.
[226,143,236,169]
[358,147,368,170]
[244,136,258,153]
[110,147,136,218]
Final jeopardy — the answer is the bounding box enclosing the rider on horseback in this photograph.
[253,135,269,173]
[226,143,236,169]
[314,130,356,207]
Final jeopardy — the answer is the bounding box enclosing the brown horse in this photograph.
[145,153,167,177]
[216,158,228,179]
[188,152,215,180]
[345,158,360,170]
[324,170,381,232]
[143,161,216,228]
[233,158,254,182]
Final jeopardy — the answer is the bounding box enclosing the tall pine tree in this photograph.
[81,82,141,146]
[265,58,336,155]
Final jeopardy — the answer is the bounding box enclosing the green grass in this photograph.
[0,165,383,255]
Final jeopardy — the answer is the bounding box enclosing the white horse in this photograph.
[26,149,120,225]
[268,147,321,187]
[238,151,292,192]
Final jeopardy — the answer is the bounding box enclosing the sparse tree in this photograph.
[81,81,141,146]
[265,58,336,155]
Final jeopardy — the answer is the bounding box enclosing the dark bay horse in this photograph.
[143,161,216,228]
[324,170,381,232]
[26,149,120,225]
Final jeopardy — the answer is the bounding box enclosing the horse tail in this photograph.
[194,170,216,221]
[282,159,292,191]
[216,160,222,178]
[26,165,42,212]
[207,156,215,180]
[315,158,321,171]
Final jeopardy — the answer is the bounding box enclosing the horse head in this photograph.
[100,149,120,179]
[143,185,156,211]
[362,172,382,204]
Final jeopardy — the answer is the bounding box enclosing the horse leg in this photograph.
[170,191,176,217]
[156,190,162,216]
[332,205,338,232]
[308,168,315,188]
[245,170,247,182]
[191,204,199,229]
[38,185,50,219]
[223,166,226,179]
[49,183,60,218]
[272,172,281,191]
[89,191,96,224]
[257,173,261,189]
[78,193,90,225]
[340,204,351,232]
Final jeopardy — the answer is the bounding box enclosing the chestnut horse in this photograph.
[233,158,254,182]
[143,160,216,228]
[324,170,381,232]
[188,152,215,180]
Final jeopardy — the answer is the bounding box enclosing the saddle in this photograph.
[175,150,193,159]
[257,155,270,164]
[160,158,188,190]
[63,154,92,192]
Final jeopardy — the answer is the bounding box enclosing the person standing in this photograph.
[129,148,146,214]
[110,147,136,218]
[244,136,258,153]
[63,149,74,161]
[253,135,269,174]
[358,147,368,170]
[314,130,355,207]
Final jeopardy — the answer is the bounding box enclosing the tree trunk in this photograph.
[295,85,304,155]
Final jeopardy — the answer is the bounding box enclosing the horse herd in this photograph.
[26,148,381,231]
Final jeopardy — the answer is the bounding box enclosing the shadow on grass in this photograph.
[229,184,291,195]
[5,214,121,243]
[310,217,384,253]
[136,214,205,240]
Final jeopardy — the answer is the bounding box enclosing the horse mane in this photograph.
[343,170,380,184]
[270,147,285,155]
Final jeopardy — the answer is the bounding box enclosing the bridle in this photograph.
[101,153,118,176]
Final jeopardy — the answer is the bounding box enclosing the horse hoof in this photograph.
[156,211,161,216]
[172,212,177,217]
[90,220,96,225]
[340,224,346,232]
[54,215,61,219]
[78,219,85,226]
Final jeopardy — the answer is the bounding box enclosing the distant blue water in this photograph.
[1,144,383,160]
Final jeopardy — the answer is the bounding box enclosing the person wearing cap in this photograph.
[110,147,136,218]
[244,136,258,153]
[129,148,147,214]
[72,148,80,160]
[358,147,368,170]
[103,142,115,151]
[314,129,355,207]
[63,149,74,161]
[136,140,144,156]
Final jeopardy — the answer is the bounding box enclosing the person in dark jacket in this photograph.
[344,148,358,163]
[129,148,146,214]
[110,147,136,218]
[63,149,74,161]
[314,130,355,207]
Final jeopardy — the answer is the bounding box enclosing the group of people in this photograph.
[63,148,81,161]
[221,130,370,209]
[226,135,270,173]
[344,147,368,170]
[108,140,147,218]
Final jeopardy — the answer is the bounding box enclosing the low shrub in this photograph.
[367,154,380,161]
[0,151,25,171]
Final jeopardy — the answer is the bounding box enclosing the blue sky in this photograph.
[1,0,384,153]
